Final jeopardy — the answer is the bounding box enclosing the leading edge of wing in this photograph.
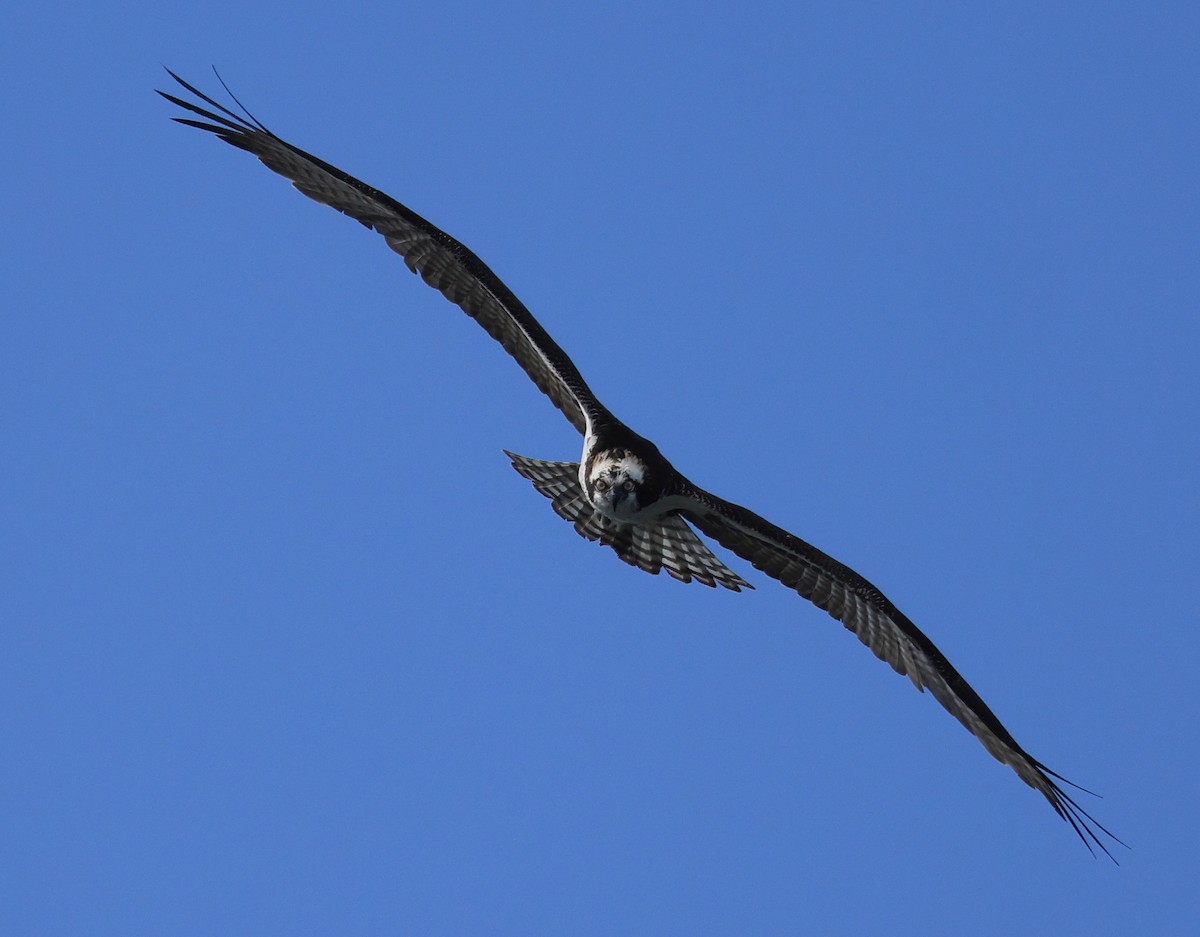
[678,483,1124,860]
[157,68,602,435]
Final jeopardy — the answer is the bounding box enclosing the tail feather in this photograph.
[505,451,751,591]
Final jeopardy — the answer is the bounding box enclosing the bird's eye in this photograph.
[623,480,635,492]
[595,479,608,492]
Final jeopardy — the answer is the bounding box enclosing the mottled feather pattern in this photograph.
[506,453,749,590]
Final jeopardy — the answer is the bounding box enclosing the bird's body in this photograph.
[159,70,1121,859]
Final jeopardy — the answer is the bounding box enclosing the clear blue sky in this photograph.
[3,2,1197,934]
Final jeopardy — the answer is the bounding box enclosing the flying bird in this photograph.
[159,69,1121,859]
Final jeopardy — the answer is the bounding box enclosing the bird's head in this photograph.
[584,448,650,520]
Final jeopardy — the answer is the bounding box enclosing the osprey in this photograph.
[159,70,1121,859]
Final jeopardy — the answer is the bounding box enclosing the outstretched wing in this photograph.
[158,70,603,435]
[679,482,1122,860]
[506,452,751,590]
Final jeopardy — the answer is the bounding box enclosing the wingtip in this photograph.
[1039,769,1128,864]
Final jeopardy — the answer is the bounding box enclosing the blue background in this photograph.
[3,2,1197,934]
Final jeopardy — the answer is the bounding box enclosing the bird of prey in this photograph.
[159,70,1121,859]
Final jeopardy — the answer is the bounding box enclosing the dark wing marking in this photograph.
[158,69,604,435]
[506,452,751,590]
[679,482,1123,860]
